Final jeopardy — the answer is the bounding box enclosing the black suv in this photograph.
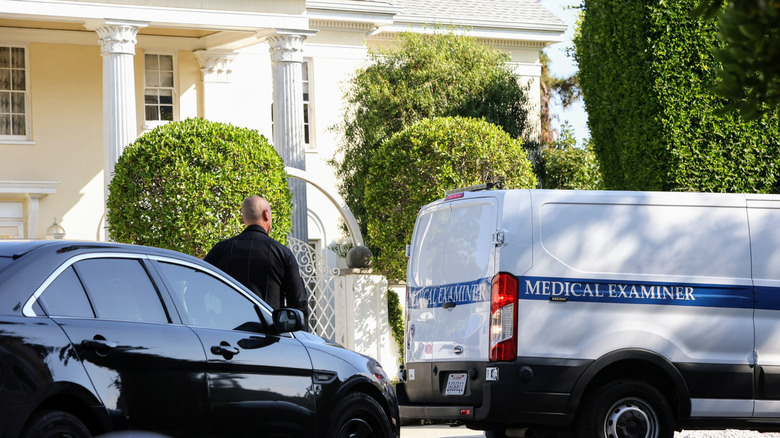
[0,240,399,438]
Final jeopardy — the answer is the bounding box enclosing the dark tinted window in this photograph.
[157,262,263,331]
[74,258,168,323]
[39,266,94,318]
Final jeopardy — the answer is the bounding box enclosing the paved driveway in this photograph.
[400,425,780,438]
[401,425,483,438]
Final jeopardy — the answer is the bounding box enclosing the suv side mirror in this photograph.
[272,308,305,333]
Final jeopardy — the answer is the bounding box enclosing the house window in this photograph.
[270,60,314,148]
[302,60,312,146]
[144,53,175,126]
[0,46,29,140]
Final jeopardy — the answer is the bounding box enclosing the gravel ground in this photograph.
[676,432,780,437]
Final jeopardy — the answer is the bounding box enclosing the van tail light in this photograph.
[490,273,518,362]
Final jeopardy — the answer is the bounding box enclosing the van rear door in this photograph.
[406,195,499,363]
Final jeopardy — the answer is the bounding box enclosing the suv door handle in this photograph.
[81,336,117,356]
[210,342,239,359]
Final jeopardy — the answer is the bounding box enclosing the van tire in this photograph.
[485,431,507,438]
[575,379,674,438]
[21,410,91,438]
[327,392,395,438]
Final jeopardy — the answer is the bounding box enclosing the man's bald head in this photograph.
[241,196,273,232]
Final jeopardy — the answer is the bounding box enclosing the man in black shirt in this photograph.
[205,196,309,329]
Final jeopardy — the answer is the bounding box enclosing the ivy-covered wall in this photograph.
[575,0,780,192]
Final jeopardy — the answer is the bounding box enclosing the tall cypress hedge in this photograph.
[575,0,780,192]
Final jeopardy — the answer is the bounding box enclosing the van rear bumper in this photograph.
[396,358,591,428]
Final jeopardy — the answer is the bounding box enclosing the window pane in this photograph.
[161,71,173,87]
[0,115,8,135]
[39,267,95,318]
[145,70,159,87]
[157,262,264,331]
[0,92,8,112]
[159,54,173,70]
[0,48,8,68]
[12,70,24,91]
[159,89,173,104]
[160,106,173,121]
[75,258,168,323]
[12,114,24,135]
[145,54,158,70]
[0,70,9,90]
[11,93,24,113]
[145,89,159,105]
[145,106,159,121]
[11,48,24,68]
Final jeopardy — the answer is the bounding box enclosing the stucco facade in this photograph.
[0,0,565,266]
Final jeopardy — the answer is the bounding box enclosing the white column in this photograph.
[88,19,147,238]
[194,50,238,123]
[268,30,315,242]
[25,195,41,239]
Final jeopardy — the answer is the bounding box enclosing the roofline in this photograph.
[370,22,566,45]
[0,0,310,32]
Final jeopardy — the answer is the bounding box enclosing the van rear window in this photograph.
[409,200,496,286]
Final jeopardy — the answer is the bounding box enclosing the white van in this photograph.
[396,187,780,438]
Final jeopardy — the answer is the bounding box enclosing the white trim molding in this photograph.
[0,180,60,239]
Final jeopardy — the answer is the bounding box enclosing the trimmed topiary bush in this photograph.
[107,118,293,257]
[364,116,537,282]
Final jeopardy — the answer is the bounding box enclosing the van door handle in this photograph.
[453,346,464,355]
[443,301,456,309]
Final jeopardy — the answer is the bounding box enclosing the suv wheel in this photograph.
[327,393,395,438]
[22,410,91,438]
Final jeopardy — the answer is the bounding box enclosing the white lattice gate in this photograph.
[288,237,344,342]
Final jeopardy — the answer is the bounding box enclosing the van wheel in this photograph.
[576,379,674,438]
[327,393,395,438]
[22,410,91,438]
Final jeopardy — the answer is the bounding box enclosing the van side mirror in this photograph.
[272,308,304,333]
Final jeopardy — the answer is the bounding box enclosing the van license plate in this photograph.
[444,373,467,395]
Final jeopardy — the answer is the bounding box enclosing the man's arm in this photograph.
[283,251,310,331]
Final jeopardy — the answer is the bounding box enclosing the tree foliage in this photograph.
[540,52,582,146]
[541,123,602,190]
[334,31,532,244]
[574,0,780,192]
[107,118,293,257]
[364,117,537,281]
[694,0,780,119]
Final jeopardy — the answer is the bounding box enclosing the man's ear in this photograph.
[262,209,272,221]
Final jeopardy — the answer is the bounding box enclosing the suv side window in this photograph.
[157,262,265,331]
[74,258,169,323]
[38,266,95,318]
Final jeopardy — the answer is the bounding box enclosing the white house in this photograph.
[0,0,565,248]
[0,0,565,369]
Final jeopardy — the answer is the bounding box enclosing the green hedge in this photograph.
[107,118,293,257]
[575,0,780,192]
